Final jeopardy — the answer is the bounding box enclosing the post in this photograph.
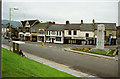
[17,44,19,54]
[13,42,15,52]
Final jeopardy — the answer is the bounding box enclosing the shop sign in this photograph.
[39,29,44,33]
[32,34,37,36]
[50,37,56,39]
[65,37,71,39]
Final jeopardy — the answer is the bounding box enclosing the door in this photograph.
[52,38,54,43]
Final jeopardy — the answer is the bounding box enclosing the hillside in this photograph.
[2,20,20,28]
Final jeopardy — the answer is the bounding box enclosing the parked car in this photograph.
[4,36,9,39]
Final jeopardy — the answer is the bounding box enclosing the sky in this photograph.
[2,0,120,26]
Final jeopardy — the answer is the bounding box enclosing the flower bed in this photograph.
[71,47,117,56]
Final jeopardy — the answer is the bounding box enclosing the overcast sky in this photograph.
[2,0,120,25]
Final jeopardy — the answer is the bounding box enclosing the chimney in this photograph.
[49,21,52,24]
[92,19,95,25]
[53,22,55,24]
[81,20,83,24]
[66,21,70,24]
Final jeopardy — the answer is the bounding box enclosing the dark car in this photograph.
[4,36,9,39]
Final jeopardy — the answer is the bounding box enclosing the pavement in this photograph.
[2,44,101,78]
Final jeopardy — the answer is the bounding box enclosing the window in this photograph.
[26,28,29,32]
[49,31,50,35]
[56,37,61,41]
[104,31,106,35]
[47,31,48,35]
[68,30,71,35]
[59,31,61,35]
[32,29,35,32]
[57,31,58,35]
[74,30,77,35]
[86,33,89,37]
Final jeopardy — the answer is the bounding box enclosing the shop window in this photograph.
[68,30,71,35]
[74,30,77,35]
[56,37,61,41]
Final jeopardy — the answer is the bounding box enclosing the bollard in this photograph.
[42,42,43,46]
[9,46,11,51]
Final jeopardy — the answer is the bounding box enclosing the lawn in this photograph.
[2,48,78,78]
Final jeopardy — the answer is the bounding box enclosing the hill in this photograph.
[2,20,20,28]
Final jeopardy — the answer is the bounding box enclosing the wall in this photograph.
[64,30,94,39]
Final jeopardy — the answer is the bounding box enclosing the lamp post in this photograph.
[9,8,19,51]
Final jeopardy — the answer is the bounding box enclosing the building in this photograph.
[46,23,64,43]
[64,20,94,45]
[2,24,7,37]
[31,21,49,42]
[94,23,117,45]
[18,20,39,41]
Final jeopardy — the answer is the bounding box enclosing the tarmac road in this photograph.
[2,38,119,77]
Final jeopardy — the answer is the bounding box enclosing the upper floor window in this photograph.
[57,31,58,35]
[68,30,71,35]
[59,31,61,35]
[73,30,77,35]
[86,33,89,37]
[104,31,106,36]
[26,28,29,32]
[32,29,35,32]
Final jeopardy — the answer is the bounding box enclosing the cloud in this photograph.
[2,1,118,25]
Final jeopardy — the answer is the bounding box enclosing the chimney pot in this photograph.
[53,22,55,24]
[93,19,95,25]
[66,21,70,24]
[81,20,83,24]
[49,21,52,24]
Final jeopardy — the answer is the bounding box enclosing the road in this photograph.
[2,38,119,77]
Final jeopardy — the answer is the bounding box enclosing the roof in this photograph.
[32,22,49,30]
[80,24,94,31]
[94,23,116,30]
[2,24,7,28]
[64,24,80,30]
[46,24,65,31]
[20,20,39,27]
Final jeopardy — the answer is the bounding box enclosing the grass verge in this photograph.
[2,48,78,78]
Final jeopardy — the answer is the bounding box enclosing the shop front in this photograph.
[24,33,31,41]
[32,34,37,42]
[37,34,45,42]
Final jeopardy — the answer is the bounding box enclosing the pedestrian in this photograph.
[115,47,119,61]
[19,50,24,57]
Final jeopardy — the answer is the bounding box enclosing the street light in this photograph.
[9,8,19,51]
[9,8,19,40]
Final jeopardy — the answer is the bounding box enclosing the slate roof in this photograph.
[80,24,94,31]
[94,23,116,30]
[32,22,49,30]
[20,20,39,27]
[46,24,65,31]
[64,24,81,30]
[2,24,7,28]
